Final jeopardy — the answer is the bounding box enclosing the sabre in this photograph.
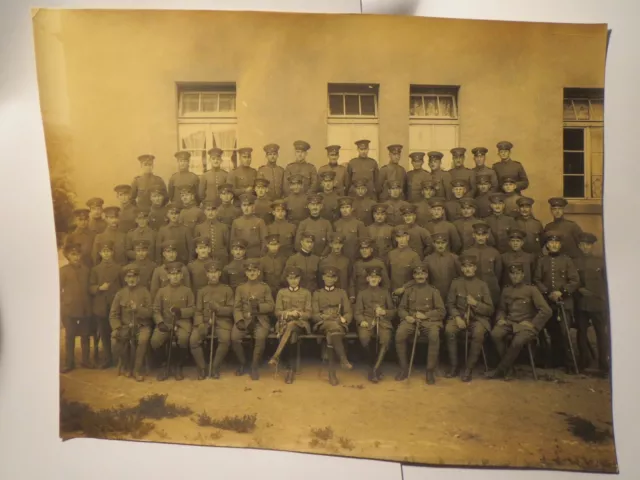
[208,303,216,378]
[164,309,178,380]
[558,301,579,374]
[129,306,138,377]
[407,315,420,380]
[464,304,471,365]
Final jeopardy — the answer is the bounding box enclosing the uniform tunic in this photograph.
[429,169,451,200]
[367,223,394,262]
[150,263,192,300]
[216,202,242,227]
[311,287,353,331]
[223,258,248,292]
[319,190,341,223]
[198,167,229,203]
[254,197,273,225]
[284,251,320,292]
[194,283,235,333]
[233,280,275,330]
[156,223,194,265]
[92,227,127,265]
[125,227,157,261]
[378,163,407,201]
[230,214,267,259]
[347,157,379,199]
[257,164,285,200]
[448,166,476,197]
[89,260,122,318]
[501,250,535,286]
[284,161,318,196]
[414,199,433,226]
[131,173,167,210]
[425,219,462,254]
[405,169,432,204]
[352,196,376,226]
[295,216,333,257]
[544,218,583,259]
[274,287,313,334]
[503,193,521,218]
[118,202,138,234]
[486,214,516,253]
[446,277,494,330]
[194,219,230,264]
[317,164,348,196]
[534,253,580,310]
[349,256,391,299]
[495,283,552,332]
[333,217,368,260]
[284,193,309,225]
[355,286,396,346]
[445,199,463,222]
[474,193,492,219]
[515,216,543,255]
[188,258,210,293]
[65,228,95,268]
[492,160,529,192]
[259,253,286,297]
[178,203,204,233]
[454,216,479,251]
[383,199,410,227]
[319,253,351,291]
[463,244,502,306]
[406,223,434,260]
[148,206,167,231]
[109,285,153,329]
[60,263,91,320]
[89,217,107,235]
[574,254,607,313]
[131,258,157,290]
[168,171,200,207]
[151,284,195,349]
[388,247,421,291]
[227,166,257,199]
[267,220,297,259]
[424,251,460,301]
[472,165,499,192]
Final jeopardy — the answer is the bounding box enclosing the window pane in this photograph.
[329,94,344,115]
[590,99,604,121]
[201,93,218,112]
[219,93,236,112]
[563,152,585,174]
[439,97,455,118]
[563,100,576,120]
[181,93,200,115]
[573,100,590,120]
[345,95,360,115]
[360,95,376,116]
[424,96,438,116]
[410,95,424,116]
[563,128,584,151]
[564,175,585,198]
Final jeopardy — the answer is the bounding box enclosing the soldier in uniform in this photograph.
[312,265,354,385]
[150,261,196,381]
[424,232,461,303]
[486,193,516,253]
[405,152,432,204]
[231,259,275,380]
[253,178,273,225]
[378,144,407,201]
[501,229,535,286]
[228,147,258,200]
[216,184,242,227]
[65,208,95,268]
[449,147,476,198]
[125,208,156,261]
[352,178,377,226]
[355,265,396,382]
[168,151,200,207]
[60,243,92,373]
[190,260,235,379]
[283,173,310,226]
[150,239,192,299]
[269,266,313,384]
[284,140,317,197]
[155,203,194,265]
[454,197,480,250]
[574,232,609,373]
[317,171,340,223]
[319,232,351,291]
[131,154,167,210]
[224,239,249,292]
[194,199,230,265]
[445,254,494,381]
[267,199,296,258]
[534,231,580,372]
[87,197,107,234]
[383,180,410,226]
[514,196,543,255]
[346,139,379,199]
[427,151,451,200]
[487,263,552,380]
[115,184,138,234]
[109,264,153,381]
[415,180,436,226]
[401,203,433,260]
[474,174,494,219]
[445,178,469,221]
[198,147,229,204]
[89,240,122,368]
[395,263,446,384]
[317,145,347,195]
[463,222,502,307]
[230,193,267,259]
[425,198,462,254]
[178,185,204,233]
[471,147,498,193]
[148,186,168,232]
[188,237,212,293]
[349,237,391,302]
[334,196,368,260]
[284,232,320,292]
[388,226,422,298]
[92,206,127,265]
[367,204,394,263]
[502,177,522,218]
[259,234,286,297]
[130,239,156,290]
[257,144,285,200]
[492,141,529,193]
[295,193,333,256]
[544,197,583,259]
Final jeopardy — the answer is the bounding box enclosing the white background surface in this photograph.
[0,1,638,479]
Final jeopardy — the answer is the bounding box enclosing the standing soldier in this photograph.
[284,140,317,196]
[474,174,494,219]
[334,196,368,260]
[311,266,354,386]
[388,227,422,299]
[194,199,230,265]
[405,152,431,204]
[283,174,310,226]
[109,264,153,382]
[87,197,107,234]
[445,179,470,221]
[425,198,462,254]
[317,145,347,195]
[130,239,156,290]
[449,147,476,198]
[295,193,333,256]
[383,180,410,226]
[230,193,267,260]
[92,206,127,265]
[378,144,407,201]
[514,196,543,255]
[131,154,167,210]
[65,208,95,268]
[231,259,275,380]
[492,141,529,193]
[445,254,494,381]
[574,232,609,373]
[178,185,204,234]
[501,177,522,218]
[486,193,516,253]
[415,180,437,226]
[267,199,296,258]
[150,262,196,381]
[224,239,249,292]
[401,203,434,260]
[355,265,396,383]
[188,237,212,294]
[284,233,321,292]
[257,144,285,200]
[147,186,168,232]
[60,242,92,373]
[168,151,200,207]
[471,147,498,193]
[454,198,480,250]
[114,184,138,234]
[253,178,273,225]
[228,147,258,200]
[395,264,446,384]
[424,232,461,303]
[487,263,552,380]
[367,204,394,262]
[427,151,451,200]
[501,229,535,286]
[346,139,378,199]
[351,179,377,226]
[319,233,351,291]
[544,197,583,259]
[150,240,192,300]
[317,172,341,223]
[349,238,391,303]
[125,208,156,261]
[216,184,242,227]
[259,234,286,297]
[463,222,502,307]
[198,148,229,204]
[155,203,194,265]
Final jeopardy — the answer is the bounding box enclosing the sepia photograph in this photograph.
[33,8,616,473]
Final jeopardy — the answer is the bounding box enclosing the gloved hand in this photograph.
[157,322,170,333]
[405,316,416,324]
[455,316,466,329]
[360,321,369,329]
[170,306,181,316]
[521,320,536,331]
[415,312,427,320]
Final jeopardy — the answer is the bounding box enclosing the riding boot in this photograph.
[327,347,339,386]
[331,335,352,369]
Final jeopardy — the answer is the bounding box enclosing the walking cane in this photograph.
[129,307,137,377]
[165,309,178,379]
[208,306,216,378]
[464,304,471,365]
[407,317,421,380]
[558,301,580,374]
[374,306,381,356]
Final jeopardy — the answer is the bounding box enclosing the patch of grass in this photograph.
[556,412,612,444]
[310,426,334,441]
[343,384,365,390]
[338,436,355,451]
[209,430,223,440]
[538,372,568,384]
[196,411,258,433]
[309,438,321,448]
[134,394,193,419]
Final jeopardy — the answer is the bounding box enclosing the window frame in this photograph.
[562,121,603,201]
[327,92,379,119]
[178,91,238,119]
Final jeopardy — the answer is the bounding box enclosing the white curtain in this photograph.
[182,130,207,174]
[212,129,237,171]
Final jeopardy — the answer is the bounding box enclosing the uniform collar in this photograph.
[324,286,335,292]
[300,249,312,257]
[289,286,300,292]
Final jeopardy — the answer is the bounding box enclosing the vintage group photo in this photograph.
[34,9,616,473]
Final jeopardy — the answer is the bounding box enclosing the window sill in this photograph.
[565,200,603,215]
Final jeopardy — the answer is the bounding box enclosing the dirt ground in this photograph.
[60,342,617,474]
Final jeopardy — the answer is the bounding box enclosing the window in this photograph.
[327,84,379,162]
[177,83,238,175]
[563,88,604,199]
[409,86,460,167]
